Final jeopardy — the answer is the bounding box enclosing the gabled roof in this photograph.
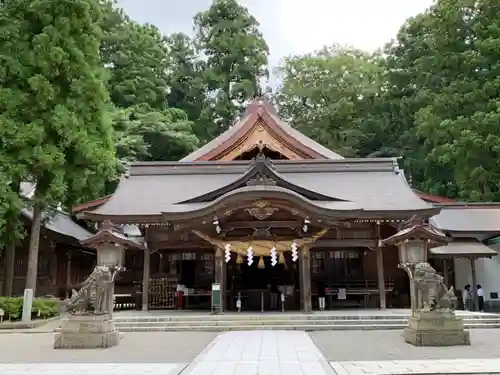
[72,189,453,214]
[382,216,449,247]
[80,223,145,250]
[179,153,347,204]
[181,98,344,161]
[21,208,92,242]
[431,239,497,259]
[83,158,436,223]
[430,204,500,233]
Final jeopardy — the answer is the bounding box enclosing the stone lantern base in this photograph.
[54,314,120,349]
[404,310,470,346]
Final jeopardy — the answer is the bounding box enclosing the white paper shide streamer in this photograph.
[291,241,298,262]
[270,246,277,266]
[224,243,231,263]
[247,246,254,266]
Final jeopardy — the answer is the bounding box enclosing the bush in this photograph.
[0,296,60,321]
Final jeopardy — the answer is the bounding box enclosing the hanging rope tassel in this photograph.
[278,252,285,264]
[258,256,265,269]
[236,253,244,264]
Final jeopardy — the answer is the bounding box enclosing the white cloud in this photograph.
[121,0,435,67]
[274,0,434,53]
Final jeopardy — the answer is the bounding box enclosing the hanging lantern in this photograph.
[278,252,285,264]
[236,253,244,264]
[258,256,265,269]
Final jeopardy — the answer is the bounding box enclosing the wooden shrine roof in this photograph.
[430,203,500,234]
[180,98,344,161]
[431,239,497,259]
[83,157,436,223]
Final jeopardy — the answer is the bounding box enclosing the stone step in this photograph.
[112,317,500,327]
[113,313,500,323]
[114,318,410,326]
[114,322,500,332]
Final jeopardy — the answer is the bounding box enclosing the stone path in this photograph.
[182,331,335,375]
[1,329,500,374]
[310,329,500,361]
[330,358,500,375]
[0,363,186,375]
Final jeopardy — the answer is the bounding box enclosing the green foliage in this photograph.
[0,297,60,321]
[32,297,60,319]
[103,19,170,111]
[0,0,117,291]
[165,33,207,140]
[0,0,117,207]
[111,105,199,164]
[274,46,385,157]
[194,0,269,141]
[0,180,24,251]
[382,0,500,200]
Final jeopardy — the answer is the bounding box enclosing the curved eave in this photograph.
[382,226,449,246]
[80,229,146,250]
[84,209,440,225]
[179,160,347,204]
[163,186,440,223]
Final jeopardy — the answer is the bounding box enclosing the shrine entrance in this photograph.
[226,254,301,311]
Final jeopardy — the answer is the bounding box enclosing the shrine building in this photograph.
[76,99,498,312]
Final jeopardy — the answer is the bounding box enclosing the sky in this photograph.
[119,0,435,80]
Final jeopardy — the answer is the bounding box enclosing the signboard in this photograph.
[338,288,347,300]
[211,283,221,312]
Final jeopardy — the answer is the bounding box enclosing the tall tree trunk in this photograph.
[2,229,16,296]
[3,180,20,296]
[25,204,43,294]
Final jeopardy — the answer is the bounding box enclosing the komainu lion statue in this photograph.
[413,262,457,312]
[66,266,118,315]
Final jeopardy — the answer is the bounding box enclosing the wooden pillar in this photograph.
[300,245,312,313]
[376,248,386,309]
[2,239,16,297]
[470,258,478,311]
[214,247,225,312]
[65,252,72,298]
[375,222,386,309]
[142,250,150,311]
[442,258,450,287]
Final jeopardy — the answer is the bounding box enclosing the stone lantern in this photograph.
[382,216,470,347]
[97,242,125,268]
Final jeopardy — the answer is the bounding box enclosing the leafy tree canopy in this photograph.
[194,0,269,141]
[274,46,384,157]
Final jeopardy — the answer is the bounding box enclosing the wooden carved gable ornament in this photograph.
[245,200,278,220]
[246,151,277,187]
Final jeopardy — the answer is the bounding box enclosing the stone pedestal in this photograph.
[404,310,470,346]
[54,314,119,349]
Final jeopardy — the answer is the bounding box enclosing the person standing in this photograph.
[462,284,471,310]
[318,281,326,311]
[477,285,485,312]
[176,282,185,310]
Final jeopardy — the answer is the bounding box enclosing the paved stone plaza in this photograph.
[1,329,500,374]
